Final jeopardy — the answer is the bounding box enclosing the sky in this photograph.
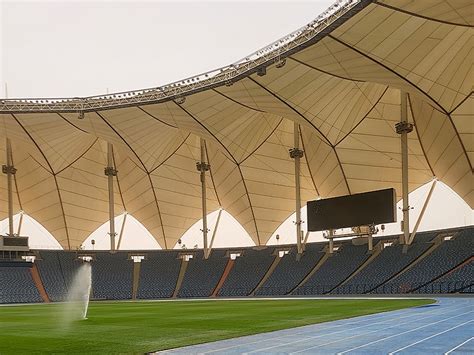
[1,0,472,250]
[1,0,331,98]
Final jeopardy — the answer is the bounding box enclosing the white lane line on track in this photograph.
[195,306,439,355]
[195,301,466,354]
[445,336,474,354]
[243,305,466,354]
[389,320,474,354]
[293,310,473,355]
[335,311,474,355]
[204,303,461,355]
[158,300,465,354]
[158,300,471,355]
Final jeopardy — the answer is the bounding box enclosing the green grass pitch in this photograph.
[0,298,433,354]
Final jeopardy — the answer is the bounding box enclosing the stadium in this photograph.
[0,0,473,354]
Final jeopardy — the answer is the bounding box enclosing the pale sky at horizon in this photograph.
[1,0,472,250]
[2,0,331,98]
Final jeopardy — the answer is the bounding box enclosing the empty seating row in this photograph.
[92,252,133,300]
[219,248,275,297]
[382,227,473,293]
[295,243,371,295]
[340,241,432,294]
[137,251,181,299]
[416,260,473,294]
[256,243,325,296]
[0,263,42,304]
[36,251,81,301]
[1,226,471,304]
[179,250,228,298]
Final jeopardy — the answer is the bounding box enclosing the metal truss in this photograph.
[0,0,370,113]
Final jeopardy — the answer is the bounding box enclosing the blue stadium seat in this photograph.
[92,252,133,300]
[218,248,275,297]
[294,243,370,295]
[0,263,42,304]
[256,243,325,296]
[178,250,228,298]
[137,251,181,299]
[380,227,473,294]
[36,251,82,301]
[337,240,432,294]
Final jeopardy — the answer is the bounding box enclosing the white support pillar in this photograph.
[290,122,304,254]
[17,211,24,236]
[409,179,437,245]
[395,91,413,245]
[116,212,128,251]
[196,138,210,259]
[302,231,310,251]
[328,229,335,254]
[104,143,117,251]
[2,138,16,237]
[368,233,373,251]
[207,208,223,258]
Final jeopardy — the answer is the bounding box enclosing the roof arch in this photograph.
[0,0,472,249]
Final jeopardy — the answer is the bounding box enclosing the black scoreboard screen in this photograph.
[307,188,396,231]
[3,236,29,247]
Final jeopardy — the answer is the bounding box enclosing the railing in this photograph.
[2,281,472,305]
[255,286,292,295]
[217,287,256,296]
[178,287,215,297]
[372,281,473,294]
[263,281,474,295]
[414,281,473,294]
[293,284,336,295]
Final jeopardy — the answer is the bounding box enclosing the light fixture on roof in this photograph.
[174,96,186,105]
[395,121,413,134]
[275,59,286,68]
[257,67,267,76]
[78,111,84,120]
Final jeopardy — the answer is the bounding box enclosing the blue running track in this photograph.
[157,297,473,354]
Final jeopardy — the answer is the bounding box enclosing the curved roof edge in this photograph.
[0,0,373,113]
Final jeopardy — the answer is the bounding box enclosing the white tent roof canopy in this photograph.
[0,0,472,249]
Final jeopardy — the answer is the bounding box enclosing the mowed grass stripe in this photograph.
[0,298,433,354]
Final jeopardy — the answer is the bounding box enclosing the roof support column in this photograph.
[290,122,304,254]
[17,211,24,236]
[302,231,310,252]
[104,143,117,252]
[395,91,413,245]
[409,179,437,245]
[328,230,335,254]
[196,138,210,259]
[116,212,128,251]
[2,138,16,237]
[208,208,223,256]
